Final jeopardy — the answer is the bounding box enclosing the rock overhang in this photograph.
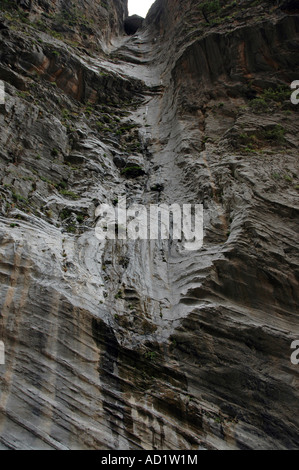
[124,14,144,35]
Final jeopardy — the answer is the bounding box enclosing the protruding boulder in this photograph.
[124,15,143,35]
[121,155,145,178]
[113,155,126,168]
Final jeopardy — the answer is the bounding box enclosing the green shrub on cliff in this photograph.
[201,0,221,14]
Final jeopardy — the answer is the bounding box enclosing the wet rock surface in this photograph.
[0,0,298,450]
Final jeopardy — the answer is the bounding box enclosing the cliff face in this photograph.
[0,0,299,450]
[9,0,128,48]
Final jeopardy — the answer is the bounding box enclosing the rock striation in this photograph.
[0,0,298,450]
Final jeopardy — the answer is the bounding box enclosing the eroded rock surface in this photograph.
[0,0,298,450]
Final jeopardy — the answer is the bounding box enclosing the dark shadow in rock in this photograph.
[281,0,299,12]
[124,15,144,35]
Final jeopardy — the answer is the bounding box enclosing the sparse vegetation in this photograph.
[12,192,28,204]
[59,190,79,200]
[236,125,286,152]
[144,351,157,362]
[114,290,124,300]
[249,85,292,113]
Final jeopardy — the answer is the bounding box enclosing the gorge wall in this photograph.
[0,0,299,450]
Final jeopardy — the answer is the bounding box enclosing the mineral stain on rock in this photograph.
[0,0,298,450]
